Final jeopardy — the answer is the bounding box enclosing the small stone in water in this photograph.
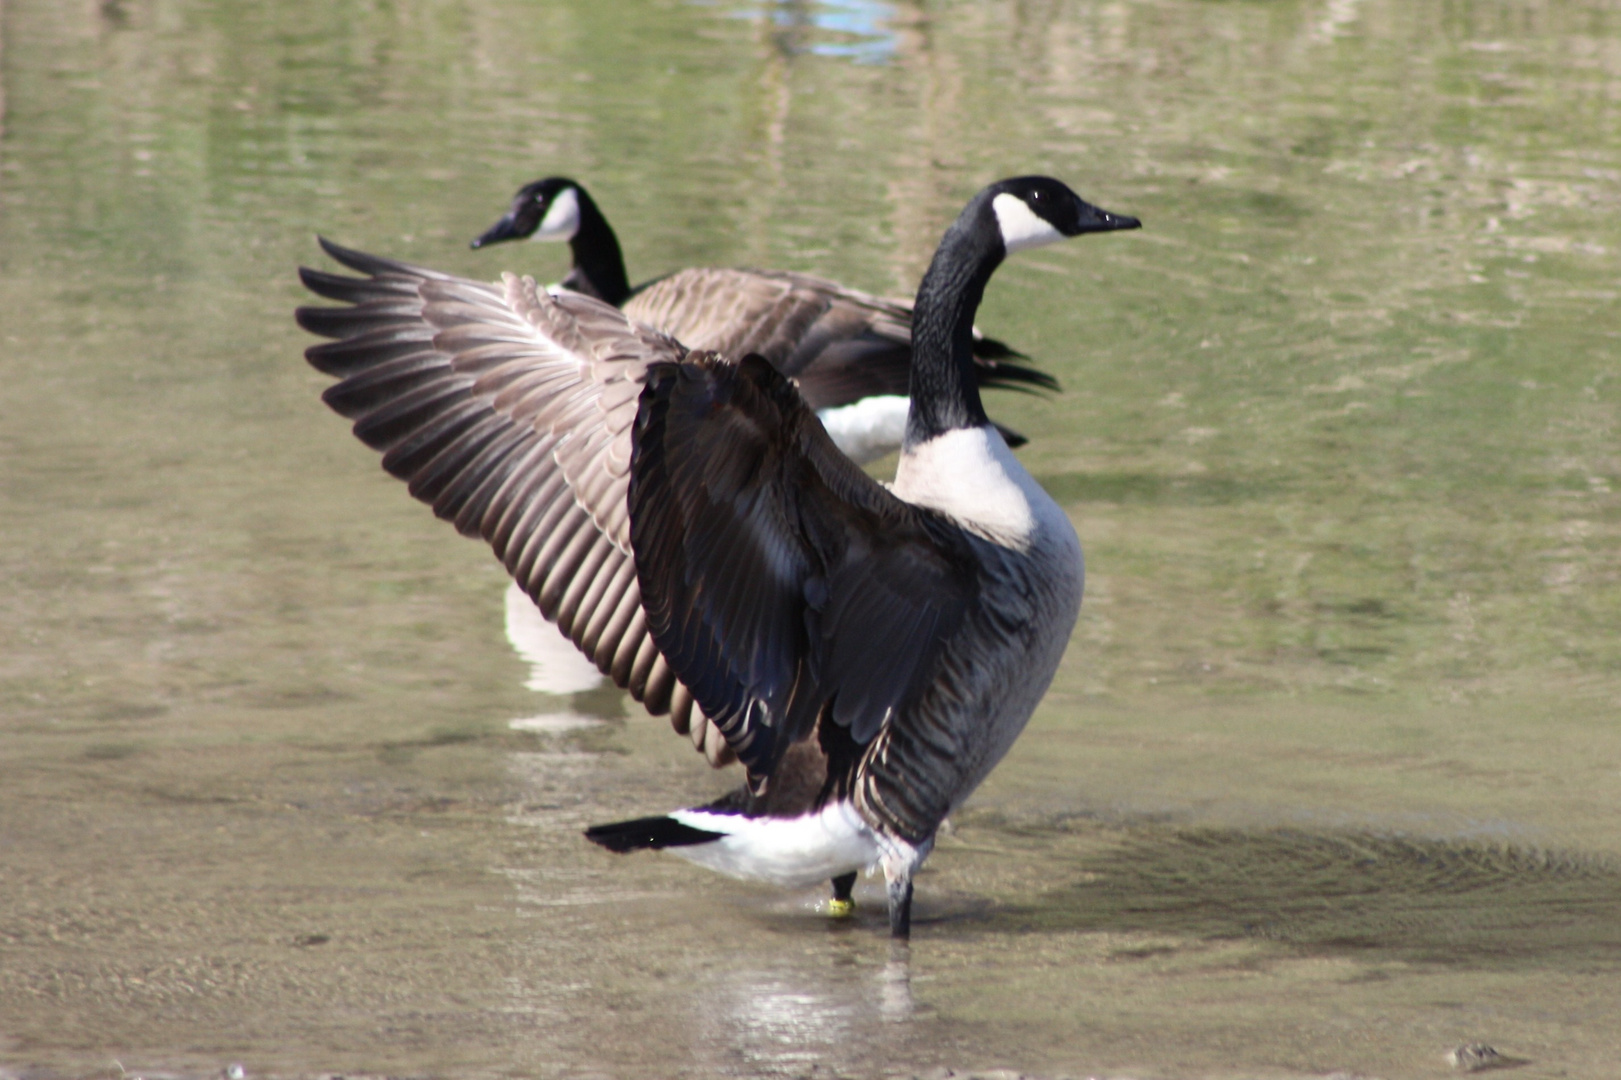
[1446,1044,1504,1072]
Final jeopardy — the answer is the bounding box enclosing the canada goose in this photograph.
[471,176,1057,463]
[296,176,1140,937]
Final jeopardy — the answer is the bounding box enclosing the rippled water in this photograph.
[3,1,1620,1077]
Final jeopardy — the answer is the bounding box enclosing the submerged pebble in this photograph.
[1446,1044,1505,1072]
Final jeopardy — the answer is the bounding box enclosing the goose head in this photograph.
[470,177,631,305]
[471,176,584,249]
[981,175,1140,256]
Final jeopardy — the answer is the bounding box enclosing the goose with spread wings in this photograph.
[470,176,1057,463]
[297,176,1139,937]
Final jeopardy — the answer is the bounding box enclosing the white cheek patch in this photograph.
[992,192,1064,253]
[532,186,581,242]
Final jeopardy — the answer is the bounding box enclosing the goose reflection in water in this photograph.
[503,582,611,734]
[702,945,920,1076]
[503,581,605,696]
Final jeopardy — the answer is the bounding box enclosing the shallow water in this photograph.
[3,1,1620,1077]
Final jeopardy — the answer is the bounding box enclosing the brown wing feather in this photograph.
[624,267,1055,412]
[297,239,725,764]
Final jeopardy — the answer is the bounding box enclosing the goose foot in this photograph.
[826,871,857,917]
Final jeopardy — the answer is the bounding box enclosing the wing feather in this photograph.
[625,267,1058,408]
[296,240,730,763]
[629,353,980,792]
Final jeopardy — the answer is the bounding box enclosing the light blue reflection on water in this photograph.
[713,0,899,64]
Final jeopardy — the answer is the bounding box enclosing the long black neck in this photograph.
[560,189,632,306]
[903,205,1001,449]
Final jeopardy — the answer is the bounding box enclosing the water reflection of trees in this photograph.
[25,0,1619,286]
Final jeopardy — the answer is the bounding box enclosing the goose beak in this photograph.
[1071,200,1142,236]
[471,212,523,250]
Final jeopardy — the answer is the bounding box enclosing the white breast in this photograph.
[503,582,604,694]
[891,425,1074,553]
[816,395,910,465]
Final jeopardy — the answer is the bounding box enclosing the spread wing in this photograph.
[629,352,981,793]
[295,238,734,764]
[624,268,1057,410]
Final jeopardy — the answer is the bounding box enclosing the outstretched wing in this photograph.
[629,353,981,793]
[295,238,733,763]
[624,268,1057,410]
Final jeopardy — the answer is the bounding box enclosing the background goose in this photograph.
[296,176,1139,937]
[470,176,1057,464]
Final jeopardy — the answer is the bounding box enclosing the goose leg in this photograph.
[880,842,926,939]
[828,871,857,917]
[886,874,914,939]
[888,869,914,934]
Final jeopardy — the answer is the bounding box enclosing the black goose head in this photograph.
[470,177,584,249]
[977,175,1141,256]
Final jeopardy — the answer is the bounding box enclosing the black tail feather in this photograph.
[976,357,1061,394]
[992,422,1029,449]
[585,815,726,853]
[972,333,1025,361]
